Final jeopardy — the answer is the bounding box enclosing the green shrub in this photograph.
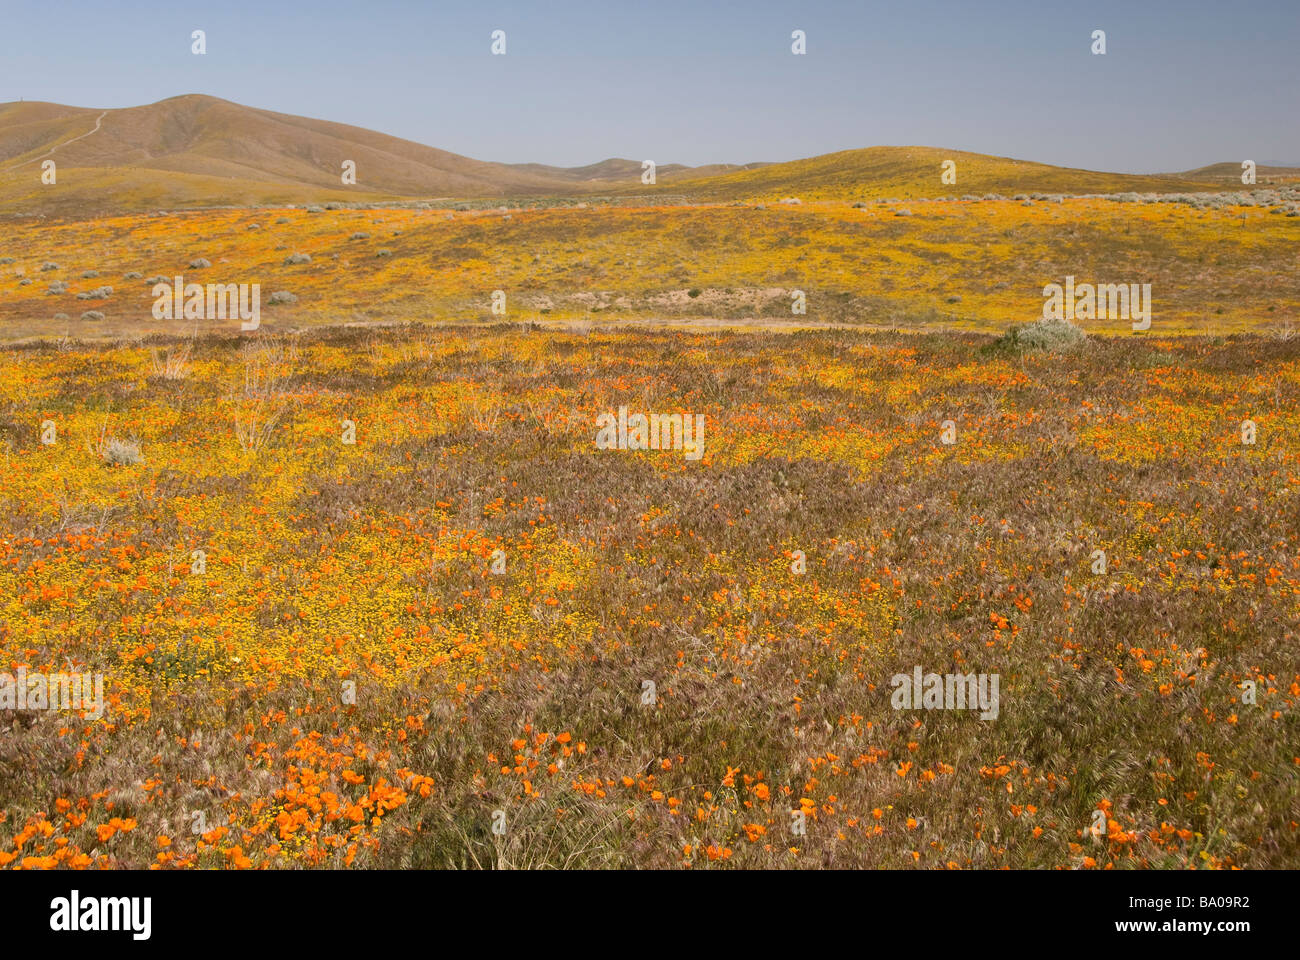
[985,316,1087,355]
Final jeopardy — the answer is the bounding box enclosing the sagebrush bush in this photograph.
[101,437,143,466]
[987,317,1087,355]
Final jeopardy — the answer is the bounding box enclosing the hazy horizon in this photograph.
[1,0,1298,173]
[4,91,1299,175]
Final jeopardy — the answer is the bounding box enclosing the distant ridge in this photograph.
[1175,162,1300,183]
[0,95,1278,216]
[507,158,771,183]
[654,146,1242,202]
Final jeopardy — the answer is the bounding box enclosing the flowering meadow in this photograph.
[0,322,1296,869]
[2,194,1297,341]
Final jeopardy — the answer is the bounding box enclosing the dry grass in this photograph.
[0,323,1296,870]
[148,342,192,380]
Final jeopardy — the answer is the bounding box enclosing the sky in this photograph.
[2,0,1297,173]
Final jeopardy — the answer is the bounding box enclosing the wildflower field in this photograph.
[0,320,1297,869]
[3,192,1298,340]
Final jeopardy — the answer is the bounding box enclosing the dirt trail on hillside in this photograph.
[2,111,106,173]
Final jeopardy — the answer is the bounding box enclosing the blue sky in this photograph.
[2,0,1297,172]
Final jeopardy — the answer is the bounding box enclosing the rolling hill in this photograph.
[0,94,586,215]
[1176,161,1300,185]
[0,94,1284,217]
[651,146,1236,202]
[0,95,762,215]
